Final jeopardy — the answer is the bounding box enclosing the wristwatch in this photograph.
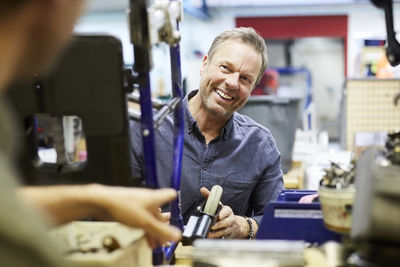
[244,217,255,239]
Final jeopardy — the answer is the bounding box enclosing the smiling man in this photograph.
[130,27,284,239]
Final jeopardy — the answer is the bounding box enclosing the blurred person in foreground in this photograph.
[0,1,181,266]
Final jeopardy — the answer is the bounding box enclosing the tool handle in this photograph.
[203,185,223,216]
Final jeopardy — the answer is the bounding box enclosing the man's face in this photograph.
[19,0,86,77]
[198,39,262,119]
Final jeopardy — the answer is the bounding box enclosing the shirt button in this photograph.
[202,164,208,170]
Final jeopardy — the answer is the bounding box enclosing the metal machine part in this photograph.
[128,0,185,264]
[385,131,400,164]
[371,0,400,66]
[320,159,356,189]
[192,239,305,267]
[351,147,400,265]
[182,185,223,246]
[128,0,184,190]
[349,3,400,263]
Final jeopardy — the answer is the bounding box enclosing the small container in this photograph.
[318,186,355,234]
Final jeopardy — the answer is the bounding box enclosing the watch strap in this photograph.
[244,216,255,239]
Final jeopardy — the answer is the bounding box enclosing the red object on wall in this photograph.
[236,15,348,77]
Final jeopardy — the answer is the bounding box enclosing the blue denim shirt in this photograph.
[129,90,284,225]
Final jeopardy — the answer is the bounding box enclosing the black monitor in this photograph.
[7,35,140,187]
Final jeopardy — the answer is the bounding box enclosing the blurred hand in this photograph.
[19,185,182,248]
[98,186,182,247]
[298,194,319,204]
[161,211,171,223]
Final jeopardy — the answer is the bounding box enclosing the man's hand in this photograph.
[200,187,251,239]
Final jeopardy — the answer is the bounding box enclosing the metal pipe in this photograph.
[136,71,159,189]
[127,93,165,110]
[168,43,184,231]
[164,41,185,263]
[129,0,159,189]
[153,97,180,128]
[128,97,181,129]
[164,241,179,261]
[128,108,141,121]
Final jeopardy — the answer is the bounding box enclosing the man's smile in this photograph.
[215,88,233,101]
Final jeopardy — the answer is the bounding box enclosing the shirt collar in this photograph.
[183,89,235,140]
[183,90,198,134]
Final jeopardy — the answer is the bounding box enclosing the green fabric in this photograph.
[0,95,70,267]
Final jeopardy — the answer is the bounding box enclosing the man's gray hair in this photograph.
[207,27,268,86]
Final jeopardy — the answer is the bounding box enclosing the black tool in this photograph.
[182,185,223,246]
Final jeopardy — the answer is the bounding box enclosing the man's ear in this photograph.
[200,55,208,76]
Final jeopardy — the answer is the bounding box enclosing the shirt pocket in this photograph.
[220,176,257,216]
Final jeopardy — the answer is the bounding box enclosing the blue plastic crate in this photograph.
[256,190,342,244]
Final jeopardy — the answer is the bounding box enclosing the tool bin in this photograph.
[257,190,342,244]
